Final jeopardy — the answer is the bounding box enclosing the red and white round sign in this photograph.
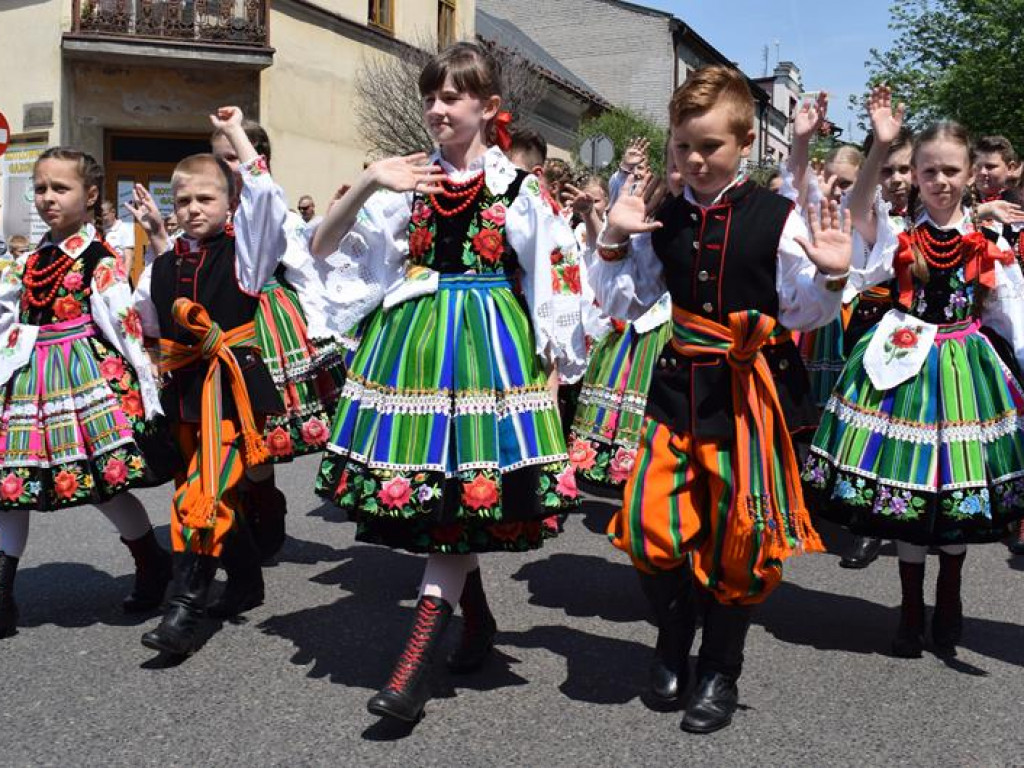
[0,111,9,157]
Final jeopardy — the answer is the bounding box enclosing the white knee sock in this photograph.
[0,510,30,558]
[939,544,967,557]
[95,493,153,542]
[419,553,479,605]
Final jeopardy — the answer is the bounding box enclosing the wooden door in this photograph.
[104,131,210,283]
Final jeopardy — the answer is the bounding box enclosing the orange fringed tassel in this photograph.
[182,495,218,531]
[243,428,270,467]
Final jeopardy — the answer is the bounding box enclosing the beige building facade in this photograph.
[0,0,475,256]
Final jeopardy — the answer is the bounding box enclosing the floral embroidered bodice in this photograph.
[17,232,113,326]
[407,171,526,275]
[907,266,975,324]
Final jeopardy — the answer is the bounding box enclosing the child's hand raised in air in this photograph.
[124,184,170,255]
[793,92,828,143]
[561,183,595,215]
[210,106,244,131]
[795,201,853,276]
[867,85,905,145]
[124,184,165,237]
[366,153,446,195]
[605,169,663,242]
[621,137,650,171]
[978,199,1024,225]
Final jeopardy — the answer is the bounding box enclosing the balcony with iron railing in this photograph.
[64,0,274,68]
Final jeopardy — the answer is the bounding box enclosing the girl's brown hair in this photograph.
[34,147,105,238]
[418,42,504,146]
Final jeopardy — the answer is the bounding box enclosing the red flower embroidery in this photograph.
[93,264,114,293]
[266,427,293,457]
[103,458,129,486]
[300,417,329,446]
[409,227,434,260]
[54,470,79,500]
[480,202,507,226]
[53,295,83,321]
[99,355,125,381]
[63,271,84,292]
[890,327,919,349]
[121,308,143,340]
[562,264,581,294]
[568,438,598,471]
[488,521,526,543]
[555,465,578,499]
[608,447,637,485]
[462,473,500,511]
[411,200,432,225]
[549,247,564,265]
[0,473,24,502]
[472,229,504,265]
[63,235,85,253]
[6,328,19,348]
[431,523,464,544]
[120,390,144,418]
[378,475,413,509]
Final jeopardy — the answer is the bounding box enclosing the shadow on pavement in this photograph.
[500,624,648,705]
[257,543,532,740]
[511,553,646,623]
[758,580,1024,669]
[14,562,159,630]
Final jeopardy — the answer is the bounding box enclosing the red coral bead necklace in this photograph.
[430,172,485,218]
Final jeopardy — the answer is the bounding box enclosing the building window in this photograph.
[438,0,456,47]
[368,0,394,33]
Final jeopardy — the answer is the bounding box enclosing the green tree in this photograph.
[574,108,667,178]
[860,1,1024,149]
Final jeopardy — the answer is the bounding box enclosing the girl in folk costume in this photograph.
[802,104,1024,658]
[567,149,676,494]
[311,42,585,723]
[0,148,172,638]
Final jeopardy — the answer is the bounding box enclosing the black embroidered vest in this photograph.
[150,231,282,423]
[645,181,818,439]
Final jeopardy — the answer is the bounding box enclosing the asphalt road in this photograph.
[3,453,1023,767]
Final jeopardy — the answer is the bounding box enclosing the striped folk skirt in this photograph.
[315,273,578,554]
[0,318,160,510]
[256,278,347,461]
[799,313,846,409]
[568,319,672,491]
[802,319,1024,544]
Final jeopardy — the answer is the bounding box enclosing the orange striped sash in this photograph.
[670,306,823,563]
[158,298,269,532]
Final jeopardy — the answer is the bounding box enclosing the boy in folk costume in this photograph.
[134,107,287,655]
[590,66,853,734]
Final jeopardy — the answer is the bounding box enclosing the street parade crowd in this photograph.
[3,41,1024,736]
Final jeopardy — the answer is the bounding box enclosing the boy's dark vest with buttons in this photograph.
[150,231,283,423]
[647,179,818,439]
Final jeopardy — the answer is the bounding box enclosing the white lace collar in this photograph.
[432,145,517,196]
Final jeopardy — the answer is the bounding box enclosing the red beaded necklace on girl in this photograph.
[912,225,964,270]
[21,247,75,309]
[429,172,485,218]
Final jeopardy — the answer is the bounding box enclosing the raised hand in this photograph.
[793,91,828,142]
[978,199,1024,225]
[621,136,650,170]
[326,184,352,215]
[867,85,905,145]
[210,105,244,132]
[606,170,663,240]
[561,183,595,215]
[367,153,446,195]
[124,184,165,237]
[796,201,853,276]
